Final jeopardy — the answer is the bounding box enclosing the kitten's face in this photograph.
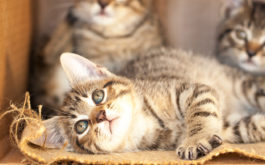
[61,78,135,153]
[217,1,265,74]
[73,0,152,37]
[38,53,137,153]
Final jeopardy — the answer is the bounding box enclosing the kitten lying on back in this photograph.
[31,0,165,114]
[216,0,265,74]
[33,49,265,160]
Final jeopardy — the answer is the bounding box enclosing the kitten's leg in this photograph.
[224,114,265,143]
[176,83,223,160]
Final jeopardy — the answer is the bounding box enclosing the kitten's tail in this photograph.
[222,114,265,143]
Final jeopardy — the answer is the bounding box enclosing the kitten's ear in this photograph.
[221,0,252,18]
[31,117,67,149]
[60,52,113,86]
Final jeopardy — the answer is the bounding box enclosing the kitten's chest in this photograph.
[72,22,163,57]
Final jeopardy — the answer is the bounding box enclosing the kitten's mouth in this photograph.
[96,10,111,17]
[101,117,119,135]
[108,117,119,134]
[243,59,256,65]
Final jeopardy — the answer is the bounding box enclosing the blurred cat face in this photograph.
[73,0,151,37]
[217,1,265,74]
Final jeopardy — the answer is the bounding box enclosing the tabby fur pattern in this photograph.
[216,0,265,74]
[31,0,164,114]
[33,49,265,160]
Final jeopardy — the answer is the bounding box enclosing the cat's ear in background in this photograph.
[60,52,113,87]
[30,117,68,149]
[221,0,252,18]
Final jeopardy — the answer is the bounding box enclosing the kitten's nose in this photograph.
[96,110,106,123]
[247,50,256,58]
[97,0,110,9]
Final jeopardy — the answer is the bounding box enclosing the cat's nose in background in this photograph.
[247,42,260,58]
[96,110,106,123]
[97,0,110,9]
[247,50,256,58]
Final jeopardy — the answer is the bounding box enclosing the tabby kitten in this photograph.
[33,50,265,160]
[32,0,164,112]
[216,0,265,74]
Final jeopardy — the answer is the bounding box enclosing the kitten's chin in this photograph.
[239,61,265,75]
[92,15,114,25]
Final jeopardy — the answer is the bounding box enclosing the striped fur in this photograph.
[31,0,165,115]
[36,50,265,160]
[216,0,265,74]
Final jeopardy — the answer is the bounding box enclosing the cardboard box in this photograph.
[0,0,31,163]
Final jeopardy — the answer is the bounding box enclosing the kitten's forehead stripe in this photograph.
[103,80,129,88]
[248,4,257,27]
[218,29,232,41]
[113,89,131,99]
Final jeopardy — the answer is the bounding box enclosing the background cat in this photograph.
[216,0,265,74]
[33,50,265,160]
[31,0,165,117]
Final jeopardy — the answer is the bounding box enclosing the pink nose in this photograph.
[96,110,106,123]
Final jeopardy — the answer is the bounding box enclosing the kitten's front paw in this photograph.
[176,135,222,160]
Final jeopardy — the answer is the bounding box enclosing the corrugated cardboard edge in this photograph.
[18,139,265,165]
[13,95,265,165]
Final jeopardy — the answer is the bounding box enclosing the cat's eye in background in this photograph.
[75,120,89,134]
[235,29,247,40]
[92,89,105,104]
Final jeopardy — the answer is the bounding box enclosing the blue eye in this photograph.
[92,90,105,104]
[75,120,89,134]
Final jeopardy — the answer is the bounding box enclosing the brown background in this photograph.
[0,0,31,162]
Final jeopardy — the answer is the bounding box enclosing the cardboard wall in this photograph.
[0,0,31,161]
[167,0,224,55]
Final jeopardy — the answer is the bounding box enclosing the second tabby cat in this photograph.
[216,0,265,74]
[31,0,165,114]
[32,49,265,160]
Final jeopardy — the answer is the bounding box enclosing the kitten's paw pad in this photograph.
[176,134,223,160]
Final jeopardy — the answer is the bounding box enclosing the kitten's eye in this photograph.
[235,30,247,40]
[92,89,105,104]
[75,120,89,134]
